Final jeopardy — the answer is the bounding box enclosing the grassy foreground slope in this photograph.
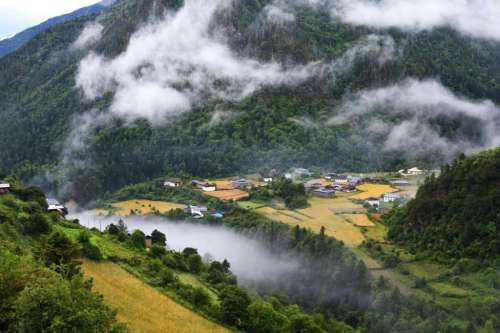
[83,261,231,333]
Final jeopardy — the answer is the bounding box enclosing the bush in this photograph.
[82,242,102,261]
[150,245,167,258]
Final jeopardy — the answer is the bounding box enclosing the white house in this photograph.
[398,167,424,176]
[333,175,349,185]
[0,181,10,194]
[189,205,208,219]
[164,179,181,188]
[366,197,380,206]
[46,198,67,217]
[383,193,401,203]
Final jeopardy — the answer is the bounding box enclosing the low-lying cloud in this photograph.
[331,79,500,157]
[70,212,299,283]
[334,0,500,42]
[73,22,103,49]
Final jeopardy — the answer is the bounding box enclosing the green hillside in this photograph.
[387,147,500,259]
[1,0,500,204]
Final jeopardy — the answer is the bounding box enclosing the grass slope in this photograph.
[82,261,231,333]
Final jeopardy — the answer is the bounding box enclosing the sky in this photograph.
[0,0,99,39]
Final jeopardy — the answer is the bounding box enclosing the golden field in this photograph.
[204,189,249,201]
[349,184,397,200]
[342,214,375,227]
[82,261,231,333]
[256,197,366,246]
[111,200,186,216]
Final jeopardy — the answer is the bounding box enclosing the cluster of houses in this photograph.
[365,192,409,213]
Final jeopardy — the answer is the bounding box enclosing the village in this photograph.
[1,165,428,247]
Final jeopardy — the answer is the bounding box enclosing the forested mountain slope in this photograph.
[0,2,108,58]
[387,147,500,259]
[1,0,500,202]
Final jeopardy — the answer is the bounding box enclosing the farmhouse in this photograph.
[0,181,11,195]
[383,193,401,203]
[164,178,181,188]
[46,198,67,217]
[187,205,208,219]
[259,169,277,183]
[348,176,364,185]
[333,175,349,185]
[192,180,216,192]
[365,197,380,206]
[231,179,251,189]
[398,167,424,176]
[312,187,335,198]
[287,168,312,180]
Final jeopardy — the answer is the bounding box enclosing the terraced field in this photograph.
[83,261,231,333]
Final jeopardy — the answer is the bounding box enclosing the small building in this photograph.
[312,187,335,198]
[46,198,67,217]
[390,179,411,187]
[398,167,424,176]
[211,212,224,219]
[187,205,208,219]
[164,178,181,188]
[383,193,401,203]
[192,180,216,192]
[324,173,337,180]
[145,236,153,248]
[232,179,251,189]
[333,175,349,185]
[259,169,277,183]
[348,176,364,185]
[0,181,10,195]
[365,197,380,207]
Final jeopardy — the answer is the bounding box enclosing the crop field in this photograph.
[210,180,234,190]
[82,261,231,333]
[204,189,249,201]
[342,214,375,227]
[256,197,367,246]
[111,200,186,216]
[350,184,397,200]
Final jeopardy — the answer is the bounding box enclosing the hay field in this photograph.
[342,214,375,227]
[83,261,231,333]
[204,189,249,201]
[211,180,234,190]
[350,184,397,200]
[112,200,186,216]
[256,197,366,246]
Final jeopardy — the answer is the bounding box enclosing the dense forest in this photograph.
[1,0,500,203]
[386,147,500,260]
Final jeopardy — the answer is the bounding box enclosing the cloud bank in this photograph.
[76,0,321,123]
[331,79,500,157]
[334,0,500,42]
[75,0,396,123]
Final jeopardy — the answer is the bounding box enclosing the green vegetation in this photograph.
[0,182,126,332]
[386,147,500,259]
[2,0,500,203]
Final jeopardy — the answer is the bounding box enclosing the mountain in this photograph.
[0,0,500,202]
[387,147,500,259]
[0,2,110,58]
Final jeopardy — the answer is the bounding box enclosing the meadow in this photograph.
[82,261,231,333]
[349,184,398,200]
[256,197,367,246]
[111,200,186,216]
[204,189,249,201]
